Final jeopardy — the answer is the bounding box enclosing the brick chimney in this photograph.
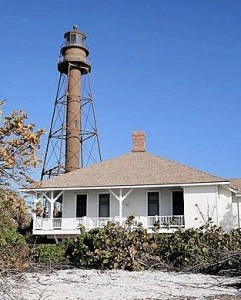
[132,131,146,152]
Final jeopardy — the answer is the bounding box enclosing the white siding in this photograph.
[232,194,241,228]
[184,185,218,229]
[217,186,233,231]
[161,189,172,215]
[62,191,75,218]
[123,189,146,217]
[111,194,119,217]
[88,190,98,217]
[184,185,233,230]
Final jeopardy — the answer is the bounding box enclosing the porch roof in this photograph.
[30,152,228,191]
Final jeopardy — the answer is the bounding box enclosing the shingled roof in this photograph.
[36,151,227,190]
[230,178,241,195]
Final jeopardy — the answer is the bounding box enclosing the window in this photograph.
[99,194,110,217]
[172,191,184,215]
[76,34,84,45]
[76,194,87,218]
[148,192,159,216]
[70,33,76,44]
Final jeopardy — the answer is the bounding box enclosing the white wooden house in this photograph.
[28,132,241,239]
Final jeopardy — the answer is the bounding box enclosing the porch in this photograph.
[33,215,185,235]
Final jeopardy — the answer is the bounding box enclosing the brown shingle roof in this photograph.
[36,152,227,190]
[230,178,241,194]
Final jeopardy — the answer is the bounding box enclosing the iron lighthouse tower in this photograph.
[41,25,102,179]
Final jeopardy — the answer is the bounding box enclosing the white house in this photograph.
[28,132,241,239]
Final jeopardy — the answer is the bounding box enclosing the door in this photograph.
[172,191,184,215]
[76,194,87,218]
[148,192,159,216]
[99,194,110,217]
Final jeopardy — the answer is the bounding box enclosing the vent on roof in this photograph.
[132,131,146,152]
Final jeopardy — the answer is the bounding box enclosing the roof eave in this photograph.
[22,181,230,193]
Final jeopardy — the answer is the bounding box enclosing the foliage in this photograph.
[0,101,45,187]
[64,219,241,275]
[0,189,31,230]
[32,200,44,217]
[0,216,29,269]
[158,223,241,274]
[0,189,31,269]
[0,101,44,270]
[64,217,161,271]
[32,244,67,264]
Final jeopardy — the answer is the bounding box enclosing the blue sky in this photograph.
[1,0,241,179]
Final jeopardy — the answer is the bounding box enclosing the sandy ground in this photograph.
[1,269,241,300]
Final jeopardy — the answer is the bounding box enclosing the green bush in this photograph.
[64,218,160,270]
[32,243,67,264]
[64,219,241,275]
[0,220,29,269]
[0,189,31,269]
[158,223,241,273]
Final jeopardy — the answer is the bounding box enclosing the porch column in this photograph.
[119,200,123,225]
[237,196,241,228]
[119,189,123,225]
[215,185,219,227]
[32,193,38,231]
[182,186,186,227]
[49,191,54,229]
[109,188,134,226]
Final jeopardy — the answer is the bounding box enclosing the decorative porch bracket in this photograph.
[34,191,64,230]
[109,188,134,225]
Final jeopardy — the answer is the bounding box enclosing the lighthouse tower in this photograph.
[41,26,101,179]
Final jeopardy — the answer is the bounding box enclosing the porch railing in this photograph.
[147,215,184,227]
[34,215,184,231]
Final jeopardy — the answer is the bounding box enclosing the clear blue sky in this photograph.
[1,0,241,179]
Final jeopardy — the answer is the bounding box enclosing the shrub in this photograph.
[64,219,241,275]
[64,218,160,270]
[158,223,241,274]
[32,244,67,264]
[0,220,29,269]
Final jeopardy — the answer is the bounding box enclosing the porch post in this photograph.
[183,186,186,227]
[32,193,38,231]
[119,189,123,225]
[215,185,219,227]
[237,196,241,229]
[49,191,54,230]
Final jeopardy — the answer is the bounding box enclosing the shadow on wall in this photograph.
[219,202,233,231]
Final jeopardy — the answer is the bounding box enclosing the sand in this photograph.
[1,269,240,300]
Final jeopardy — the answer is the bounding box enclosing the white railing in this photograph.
[53,218,62,228]
[34,215,184,231]
[86,217,116,228]
[147,215,184,227]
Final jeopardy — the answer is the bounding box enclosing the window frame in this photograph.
[98,193,111,218]
[146,190,160,216]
